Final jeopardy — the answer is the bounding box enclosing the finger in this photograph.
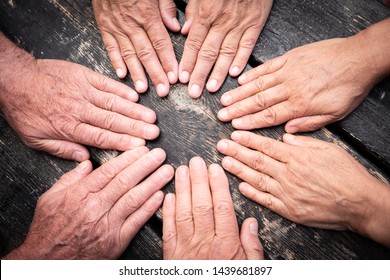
[121,190,164,242]
[190,157,214,235]
[188,29,227,98]
[143,17,179,85]
[282,133,326,148]
[208,164,239,239]
[175,165,195,240]
[220,73,280,107]
[181,0,196,35]
[33,139,90,162]
[220,156,282,195]
[218,85,285,121]
[229,25,262,77]
[239,182,287,217]
[116,34,149,93]
[179,19,210,85]
[217,139,283,179]
[230,131,290,163]
[49,160,93,194]
[112,164,174,220]
[90,90,157,124]
[285,115,336,134]
[83,146,149,193]
[240,218,264,260]
[231,101,295,130]
[125,27,170,97]
[81,105,160,140]
[71,122,146,150]
[159,0,181,32]
[238,55,287,85]
[162,193,177,259]
[100,30,128,80]
[99,148,167,205]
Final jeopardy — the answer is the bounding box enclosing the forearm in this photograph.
[351,18,390,86]
[0,31,36,108]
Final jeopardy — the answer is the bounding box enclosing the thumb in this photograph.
[282,133,325,148]
[35,139,90,162]
[159,0,181,32]
[181,0,196,35]
[240,218,264,260]
[285,115,335,134]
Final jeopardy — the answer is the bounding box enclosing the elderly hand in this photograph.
[217,131,390,247]
[4,147,174,259]
[180,0,273,98]
[93,0,180,97]
[0,55,160,162]
[218,19,390,132]
[162,157,263,259]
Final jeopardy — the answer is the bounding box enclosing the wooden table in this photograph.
[0,0,389,259]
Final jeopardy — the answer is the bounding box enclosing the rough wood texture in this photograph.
[0,0,389,259]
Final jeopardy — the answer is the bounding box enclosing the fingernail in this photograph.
[135,80,146,92]
[207,79,218,92]
[232,118,242,127]
[153,191,164,202]
[167,71,177,84]
[230,66,241,76]
[222,157,232,170]
[238,74,247,84]
[217,140,228,153]
[156,83,168,97]
[179,71,190,83]
[189,84,201,98]
[250,220,259,235]
[283,133,296,143]
[231,131,241,142]
[142,110,156,123]
[182,21,189,33]
[136,146,149,156]
[239,182,248,193]
[151,148,166,162]
[217,109,228,121]
[209,164,221,176]
[172,18,180,29]
[116,68,124,78]
[73,151,87,162]
[176,165,189,177]
[128,90,139,101]
[144,125,158,139]
[221,94,232,105]
[161,165,174,178]
[165,193,175,204]
[131,138,145,147]
[76,160,90,174]
[190,157,205,169]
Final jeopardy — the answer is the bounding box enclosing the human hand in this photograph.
[4,147,174,259]
[93,0,180,97]
[218,37,379,132]
[217,131,390,235]
[0,58,160,162]
[180,0,273,98]
[163,157,263,259]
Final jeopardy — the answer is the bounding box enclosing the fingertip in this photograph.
[206,79,219,92]
[135,80,148,93]
[189,84,202,99]
[230,66,242,77]
[72,150,90,162]
[75,160,93,175]
[116,68,127,79]
[179,71,190,83]
[238,74,248,85]
[220,93,232,106]
[282,133,296,144]
[157,83,169,97]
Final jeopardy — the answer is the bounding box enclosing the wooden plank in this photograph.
[0,0,389,259]
[248,0,390,171]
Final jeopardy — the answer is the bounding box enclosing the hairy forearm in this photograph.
[0,31,36,108]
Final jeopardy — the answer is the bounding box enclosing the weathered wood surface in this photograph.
[0,0,389,259]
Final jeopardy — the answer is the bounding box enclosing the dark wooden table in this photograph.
[1,0,389,259]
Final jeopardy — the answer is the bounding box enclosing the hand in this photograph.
[0,58,160,162]
[218,36,379,132]
[4,147,174,259]
[162,157,263,259]
[180,0,273,98]
[217,131,390,244]
[93,0,180,97]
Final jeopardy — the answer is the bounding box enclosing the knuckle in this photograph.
[262,107,277,125]
[91,130,109,147]
[254,175,269,192]
[198,48,219,62]
[254,92,268,109]
[136,47,154,62]
[151,37,169,53]
[121,47,137,60]
[254,77,266,91]
[99,161,117,180]
[214,200,233,216]
[162,230,177,245]
[239,36,257,50]
[192,203,213,216]
[219,45,236,58]
[175,210,193,225]
[186,37,204,53]
[250,153,265,170]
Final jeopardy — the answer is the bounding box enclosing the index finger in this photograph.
[208,164,239,239]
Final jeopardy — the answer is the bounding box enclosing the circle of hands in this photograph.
[2,0,390,259]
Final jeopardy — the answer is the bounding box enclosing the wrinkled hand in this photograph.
[217,131,390,234]
[4,147,174,259]
[93,0,180,97]
[180,0,273,98]
[218,37,377,132]
[0,58,159,162]
[163,157,263,259]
